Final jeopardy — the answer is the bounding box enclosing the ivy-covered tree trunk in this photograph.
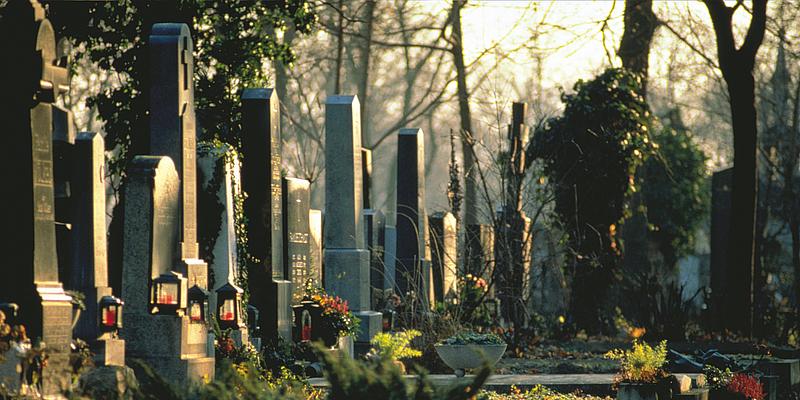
[704,0,767,336]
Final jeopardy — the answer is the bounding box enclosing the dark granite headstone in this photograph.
[429,211,458,304]
[361,148,372,209]
[494,206,532,321]
[240,88,292,341]
[323,95,382,345]
[395,128,432,305]
[0,1,74,394]
[283,177,311,302]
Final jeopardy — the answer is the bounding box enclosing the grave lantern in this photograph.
[382,310,395,332]
[188,285,210,323]
[246,304,260,336]
[98,295,124,333]
[292,299,320,342]
[150,271,187,316]
[215,283,243,330]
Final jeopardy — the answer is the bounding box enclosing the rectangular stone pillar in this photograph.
[395,128,432,306]
[323,95,381,344]
[240,88,292,341]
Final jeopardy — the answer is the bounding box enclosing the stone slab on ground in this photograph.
[309,373,704,396]
[310,374,617,395]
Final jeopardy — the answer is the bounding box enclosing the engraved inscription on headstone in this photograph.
[283,177,311,301]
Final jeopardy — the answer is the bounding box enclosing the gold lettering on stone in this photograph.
[288,232,309,244]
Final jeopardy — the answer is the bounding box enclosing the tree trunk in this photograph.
[356,0,375,146]
[618,0,657,97]
[451,0,477,226]
[704,0,766,337]
[333,0,345,94]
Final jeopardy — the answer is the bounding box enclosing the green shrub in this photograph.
[369,330,423,361]
[604,340,667,383]
[439,332,505,346]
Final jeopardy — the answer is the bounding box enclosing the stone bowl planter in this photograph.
[434,343,506,377]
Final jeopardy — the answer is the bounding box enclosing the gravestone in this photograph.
[323,95,382,345]
[283,177,311,302]
[69,132,125,366]
[197,143,248,342]
[0,1,74,394]
[309,209,324,287]
[240,88,292,341]
[383,225,398,291]
[395,128,433,306]
[364,209,387,308]
[121,156,213,381]
[465,224,495,298]
[149,24,209,293]
[710,168,732,332]
[494,206,533,322]
[429,211,458,304]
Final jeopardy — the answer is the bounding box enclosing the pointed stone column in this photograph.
[240,88,292,341]
[323,95,382,345]
[395,128,432,307]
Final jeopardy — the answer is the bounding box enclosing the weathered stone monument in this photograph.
[283,177,312,301]
[395,128,433,306]
[323,95,382,345]
[121,157,213,381]
[120,23,214,381]
[383,225,398,292]
[429,212,458,304]
[495,102,533,324]
[240,88,292,341]
[70,132,125,366]
[0,1,74,394]
[309,209,324,286]
[197,144,248,342]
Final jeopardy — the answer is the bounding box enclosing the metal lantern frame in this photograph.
[98,295,124,333]
[150,271,187,316]
[215,282,243,330]
[188,285,210,323]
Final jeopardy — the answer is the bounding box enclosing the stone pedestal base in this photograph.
[93,337,125,367]
[354,310,382,343]
[122,314,214,382]
[324,248,370,311]
[259,279,293,342]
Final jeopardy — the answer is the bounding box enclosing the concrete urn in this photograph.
[434,344,506,377]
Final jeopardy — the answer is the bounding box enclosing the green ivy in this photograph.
[641,118,709,268]
[533,68,653,333]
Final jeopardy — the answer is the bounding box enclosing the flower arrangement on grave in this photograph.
[305,286,360,340]
[704,366,764,400]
